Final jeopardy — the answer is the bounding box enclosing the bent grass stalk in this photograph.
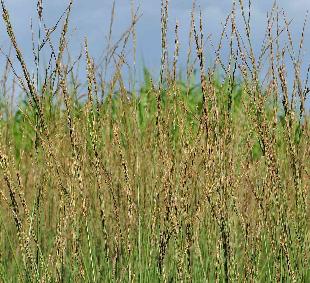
[0,0,309,282]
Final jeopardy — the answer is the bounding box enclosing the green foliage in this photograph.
[0,0,309,278]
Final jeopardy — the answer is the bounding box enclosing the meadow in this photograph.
[0,0,309,282]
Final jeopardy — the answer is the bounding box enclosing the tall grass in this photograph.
[0,0,309,282]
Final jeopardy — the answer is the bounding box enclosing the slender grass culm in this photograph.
[0,0,309,282]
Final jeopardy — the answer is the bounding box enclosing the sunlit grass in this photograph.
[0,0,309,282]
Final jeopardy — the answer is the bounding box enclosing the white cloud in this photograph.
[0,0,309,78]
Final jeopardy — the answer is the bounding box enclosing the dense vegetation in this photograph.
[0,0,309,282]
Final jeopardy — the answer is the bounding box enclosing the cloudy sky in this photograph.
[0,0,310,85]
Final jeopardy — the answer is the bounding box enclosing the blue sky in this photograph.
[1,0,310,86]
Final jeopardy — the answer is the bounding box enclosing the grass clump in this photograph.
[0,0,309,282]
